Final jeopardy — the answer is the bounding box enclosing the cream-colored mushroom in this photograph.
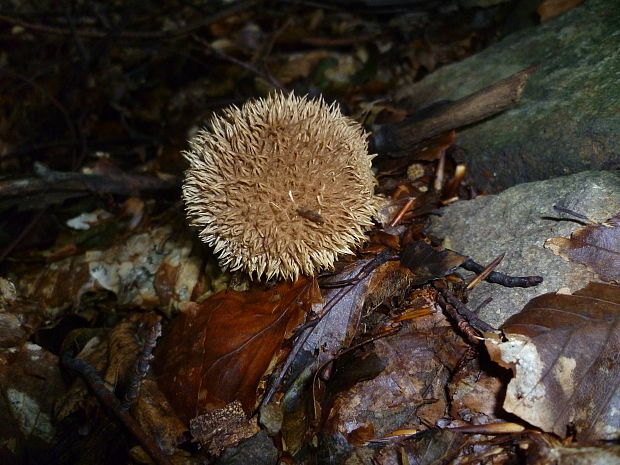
[182,92,381,281]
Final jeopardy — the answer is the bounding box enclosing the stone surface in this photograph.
[428,170,620,328]
[396,0,620,192]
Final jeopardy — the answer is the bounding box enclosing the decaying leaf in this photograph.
[132,376,187,455]
[521,431,620,465]
[0,343,65,457]
[55,314,188,456]
[154,278,320,422]
[14,225,207,317]
[302,252,411,368]
[323,325,467,441]
[375,428,466,465]
[0,277,42,348]
[545,213,619,283]
[400,241,466,285]
[272,50,331,85]
[486,282,620,441]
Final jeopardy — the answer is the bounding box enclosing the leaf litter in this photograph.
[0,2,618,464]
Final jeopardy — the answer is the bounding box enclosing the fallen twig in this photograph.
[0,163,179,209]
[437,287,495,335]
[60,353,174,465]
[371,66,536,154]
[466,253,505,291]
[461,258,543,288]
[122,320,162,411]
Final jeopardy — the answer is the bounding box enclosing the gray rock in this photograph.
[428,170,620,328]
[396,0,620,192]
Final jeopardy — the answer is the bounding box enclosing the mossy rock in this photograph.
[398,0,620,192]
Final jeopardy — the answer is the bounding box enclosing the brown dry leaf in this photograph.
[485,282,620,441]
[522,432,620,464]
[400,241,466,285]
[0,277,43,348]
[55,314,188,454]
[132,375,187,455]
[303,253,413,368]
[448,368,506,422]
[537,0,584,22]
[0,343,65,456]
[154,277,319,422]
[375,428,466,465]
[322,310,468,441]
[545,213,619,283]
[408,130,455,162]
[57,313,156,420]
[15,226,207,317]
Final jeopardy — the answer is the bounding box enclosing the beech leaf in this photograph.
[400,241,466,285]
[545,213,619,283]
[154,278,320,422]
[486,282,620,441]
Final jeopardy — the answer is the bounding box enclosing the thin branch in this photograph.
[192,35,284,90]
[60,353,174,465]
[372,66,537,154]
[461,258,543,288]
[0,163,179,209]
[466,253,505,291]
[122,320,162,411]
[436,288,494,338]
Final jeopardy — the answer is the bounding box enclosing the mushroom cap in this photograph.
[182,92,381,281]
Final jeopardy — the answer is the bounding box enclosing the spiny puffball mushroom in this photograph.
[182,92,382,281]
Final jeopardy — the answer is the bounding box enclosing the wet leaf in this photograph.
[303,252,410,367]
[486,282,620,441]
[132,376,187,455]
[56,313,157,421]
[400,241,466,285]
[154,277,319,422]
[545,213,619,283]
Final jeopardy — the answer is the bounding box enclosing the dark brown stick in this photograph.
[466,253,505,291]
[0,163,179,208]
[436,288,495,334]
[371,66,536,154]
[60,353,174,465]
[461,258,543,288]
[122,320,162,411]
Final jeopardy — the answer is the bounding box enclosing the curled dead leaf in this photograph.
[486,282,620,441]
[545,213,619,283]
[154,278,320,422]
